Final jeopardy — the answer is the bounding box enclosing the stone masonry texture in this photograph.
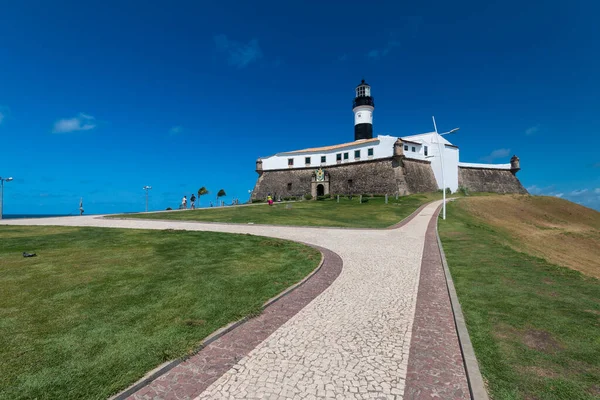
[458,167,528,194]
[253,157,438,199]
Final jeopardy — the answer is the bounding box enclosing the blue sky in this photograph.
[1,0,599,214]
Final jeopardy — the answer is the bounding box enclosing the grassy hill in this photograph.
[454,195,600,279]
[439,195,600,400]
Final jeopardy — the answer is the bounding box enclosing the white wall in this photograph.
[260,135,397,171]
[401,132,459,192]
[458,162,511,170]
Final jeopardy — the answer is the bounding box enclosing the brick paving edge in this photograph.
[435,210,490,400]
[109,247,327,400]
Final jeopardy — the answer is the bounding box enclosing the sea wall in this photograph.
[252,157,438,199]
[458,167,528,194]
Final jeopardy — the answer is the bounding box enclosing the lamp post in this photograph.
[0,176,14,220]
[432,116,459,220]
[143,186,152,212]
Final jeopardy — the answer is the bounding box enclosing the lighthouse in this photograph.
[353,79,375,141]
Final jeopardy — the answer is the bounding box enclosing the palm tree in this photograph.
[197,187,209,207]
[217,189,226,205]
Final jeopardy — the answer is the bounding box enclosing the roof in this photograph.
[279,138,380,155]
[401,139,422,145]
[356,79,370,87]
[401,131,456,147]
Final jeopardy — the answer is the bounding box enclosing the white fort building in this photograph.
[252,80,526,200]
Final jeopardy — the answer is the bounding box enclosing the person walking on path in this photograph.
[267,195,273,206]
[181,196,187,210]
[190,194,196,209]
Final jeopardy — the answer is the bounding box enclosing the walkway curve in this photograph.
[0,200,470,399]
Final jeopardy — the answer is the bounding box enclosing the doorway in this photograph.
[316,184,325,197]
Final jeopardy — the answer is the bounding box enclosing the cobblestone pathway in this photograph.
[1,201,469,399]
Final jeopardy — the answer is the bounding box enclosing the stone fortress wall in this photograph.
[252,139,528,200]
[458,167,527,194]
[252,157,439,200]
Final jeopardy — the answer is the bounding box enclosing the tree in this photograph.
[197,187,209,207]
[217,189,226,205]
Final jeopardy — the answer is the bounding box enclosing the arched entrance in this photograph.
[316,184,325,196]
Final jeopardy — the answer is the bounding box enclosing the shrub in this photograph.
[166,207,172,210]
[458,186,469,196]
[304,193,313,200]
[446,188,452,195]
[316,195,327,201]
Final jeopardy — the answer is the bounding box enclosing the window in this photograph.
[336,153,342,161]
[354,150,360,159]
[412,147,416,152]
[288,158,294,166]
[321,156,326,163]
[368,148,374,157]
[343,152,349,160]
[287,183,292,190]
[404,145,408,151]
[305,157,311,165]
[424,146,428,156]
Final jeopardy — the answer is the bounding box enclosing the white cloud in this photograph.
[214,34,262,68]
[367,39,400,60]
[480,148,511,163]
[525,125,540,135]
[169,126,183,136]
[52,113,96,133]
[569,189,588,196]
[555,193,564,198]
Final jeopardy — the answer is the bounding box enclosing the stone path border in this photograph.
[404,204,470,399]
[110,245,343,400]
[404,203,489,400]
[436,214,489,400]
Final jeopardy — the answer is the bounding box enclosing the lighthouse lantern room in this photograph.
[353,79,375,141]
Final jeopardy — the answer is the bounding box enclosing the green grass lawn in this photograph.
[439,200,600,400]
[112,193,442,228]
[0,226,320,400]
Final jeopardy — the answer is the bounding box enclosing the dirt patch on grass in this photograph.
[588,385,600,396]
[457,196,600,279]
[521,329,564,353]
[494,324,564,354]
[519,366,560,379]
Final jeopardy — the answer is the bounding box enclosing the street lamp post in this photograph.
[143,186,152,212]
[432,116,459,220]
[0,176,14,220]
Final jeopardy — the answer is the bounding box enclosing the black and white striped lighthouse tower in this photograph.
[353,79,375,141]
